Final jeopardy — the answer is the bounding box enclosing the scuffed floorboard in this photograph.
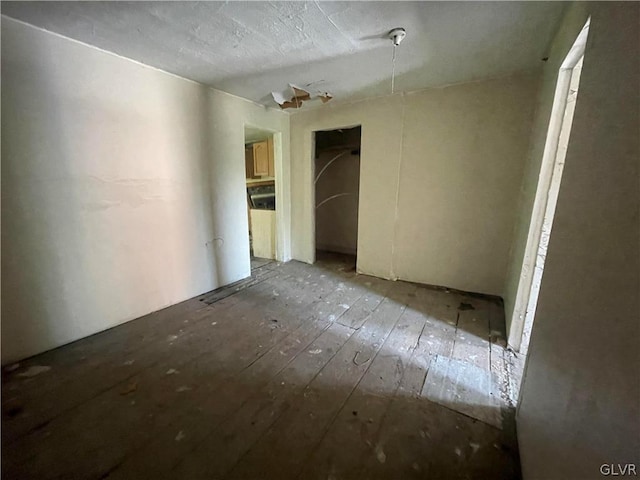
[1,252,521,480]
[421,355,503,429]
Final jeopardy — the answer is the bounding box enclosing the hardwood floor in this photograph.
[2,253,522,479]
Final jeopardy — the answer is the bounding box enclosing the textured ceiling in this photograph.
[2,1,567,107]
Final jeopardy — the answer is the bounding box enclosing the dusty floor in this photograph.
[2,253,523,479]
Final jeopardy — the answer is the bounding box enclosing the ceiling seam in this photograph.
[220,7,289,60]
[313,0,357,50]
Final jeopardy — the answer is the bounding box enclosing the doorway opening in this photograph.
[509,20,589,353]
[313,126,362,267]
[244,126,276,270]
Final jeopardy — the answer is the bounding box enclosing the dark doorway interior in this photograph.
[314,126,362,260]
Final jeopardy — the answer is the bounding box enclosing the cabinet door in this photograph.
[253,141,269,176]
[245,147,255,178]
[250,209,276,259]
[267,137,275,177]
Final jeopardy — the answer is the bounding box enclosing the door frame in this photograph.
[244,123,288,263]
[309,125,363,264]
[508,20,590,352]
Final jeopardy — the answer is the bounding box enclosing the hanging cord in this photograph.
[391,44,397,94]
[388,27,406,95]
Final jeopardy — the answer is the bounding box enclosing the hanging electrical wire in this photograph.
[391,44,397,94]
[388,27,406,95]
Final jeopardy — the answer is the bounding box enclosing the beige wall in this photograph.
[1,17,289,363]
[394,76,538,294]
[290,95,403,280]
[206,88,291,277]
[516,3,640,479]
[290,72,539,295]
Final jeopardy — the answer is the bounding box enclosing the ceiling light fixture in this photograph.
[388,27,406,94]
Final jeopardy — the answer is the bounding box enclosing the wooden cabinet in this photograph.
[246,139,275,179]
[245,147,254,178]
[253,141,270,176]
[250,209,276,259]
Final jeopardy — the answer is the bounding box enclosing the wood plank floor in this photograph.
[2,253,522,479]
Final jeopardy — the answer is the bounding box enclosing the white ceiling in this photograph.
[2,1,567,107]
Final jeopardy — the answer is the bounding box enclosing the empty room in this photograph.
[1,2,638,479]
